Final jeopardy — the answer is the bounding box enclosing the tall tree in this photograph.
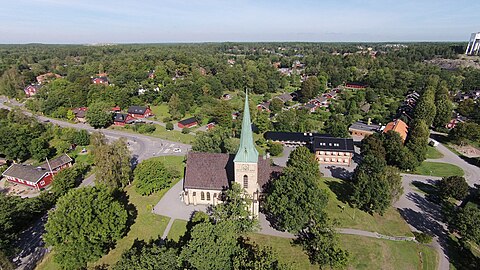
[437,176,469,201]
[414,86,436,127]
[86,102,113,128]
[168,93,183,120]
[44,187,128,270]
[264,147,328,233]
[406,120,429,164]
[297,220,349,269]
[300,76,320,102]
[350,154,394,214]
[433,81,453,128]
[94,138,132,189]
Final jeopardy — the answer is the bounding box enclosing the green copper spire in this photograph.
[234,90,259,163]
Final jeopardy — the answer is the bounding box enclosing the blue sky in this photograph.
[1,0,479,43]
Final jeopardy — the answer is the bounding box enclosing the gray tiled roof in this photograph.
[40,154,72,170]
[349,121,381,133]
[2,164,48,183]
[128,106,147,115]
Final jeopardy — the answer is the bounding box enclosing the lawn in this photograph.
[320,178,413,237]
[426,146,444,159]
[150,104,171,121]
[150,104,199,124]
[247,234,438,270]
[109,124,195,144]
[69,145,94,165]
[412,162,464,177]
[167,219,188,242]
[36,156,184,270]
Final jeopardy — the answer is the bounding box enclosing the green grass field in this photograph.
[320,178,413,237]
[247,234,438,270]
[150,104,171,120]
[167,219,188,242]
[36,156,185,270]
[412,162,464,177]
[426,146,444,159]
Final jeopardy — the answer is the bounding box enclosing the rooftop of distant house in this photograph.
[349,121,381,132]
[178,117,198,126]
[383,119,409,141]
[128,106,148,115]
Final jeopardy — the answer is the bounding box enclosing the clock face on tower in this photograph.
[242,164,249,171]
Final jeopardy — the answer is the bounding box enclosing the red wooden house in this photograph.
[127,106,153,119]
[345,82,368,89]
[1,154,73,190]
[114,113,135,126]
[178,117,198,128]
[92,77,109,85]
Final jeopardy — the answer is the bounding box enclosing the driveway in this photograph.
[395,174,449,270]
[427,140,480,186]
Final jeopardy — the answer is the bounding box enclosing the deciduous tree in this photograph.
[437,176,469,201]
[134,159,179,196]
[86,102,113,128]
[94,138,132,189]
[264,147,328,232]
[44,187,128,270]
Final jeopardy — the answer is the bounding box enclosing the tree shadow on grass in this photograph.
[411,180,437,195]
[114,189,138,237]
[446,236,480,270]
[325,179,352,205]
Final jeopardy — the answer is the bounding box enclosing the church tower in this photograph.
[234,90,260,216]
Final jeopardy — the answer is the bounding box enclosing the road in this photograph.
[0,96,192,269]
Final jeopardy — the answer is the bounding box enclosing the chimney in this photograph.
[367,118,372,125]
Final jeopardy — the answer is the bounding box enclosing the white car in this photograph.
[173,148,181,153]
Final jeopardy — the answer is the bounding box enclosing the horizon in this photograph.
[1,0,479,44]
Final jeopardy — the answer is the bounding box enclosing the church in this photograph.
[182,91,282,217]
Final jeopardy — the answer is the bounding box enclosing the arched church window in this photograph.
[206,192,211,201]
[243,175,248,189]
[201,192,205,200]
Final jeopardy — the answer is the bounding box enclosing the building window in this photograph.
[243,175,248,189]
[201,192,205,200]
[213,193,217,198]
[193,192,196,197]
[206,192,211,201]
[40,180,45,186]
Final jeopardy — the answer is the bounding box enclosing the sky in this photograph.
[0,0,479,43]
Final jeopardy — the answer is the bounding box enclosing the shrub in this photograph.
[182,127,190,134]
[413,232,433,244]
[137,124,156,134]
[166,122,174,130]
[163,116,172,122]
[269,143,284,156]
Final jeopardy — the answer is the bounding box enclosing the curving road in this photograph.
[0,96,192,269]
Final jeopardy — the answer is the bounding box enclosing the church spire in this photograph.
[234,90,259,163]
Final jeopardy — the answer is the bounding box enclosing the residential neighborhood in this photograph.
[1,4,480,270]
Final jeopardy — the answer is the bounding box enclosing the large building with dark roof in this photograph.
[182,92,281,216]
[264,131,355,166]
